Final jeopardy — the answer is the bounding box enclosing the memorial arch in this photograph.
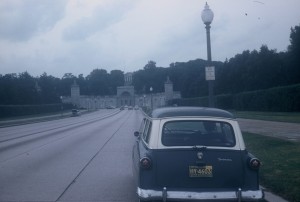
[119,91,132,106]
[117,85,135,107]
[66,72,181,109]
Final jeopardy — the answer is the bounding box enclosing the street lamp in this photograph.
[201,2,214,107]
[150,87,153,110]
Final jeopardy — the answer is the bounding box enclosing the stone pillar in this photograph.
[71,80,80,107]
[164,76,173,103]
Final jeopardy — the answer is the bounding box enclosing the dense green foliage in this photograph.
[173,84,300,112]
[0,24,299,111]
[0,70,125,105]
[233,111,300,123]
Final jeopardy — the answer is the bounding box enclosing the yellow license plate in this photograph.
[189,165,213,177]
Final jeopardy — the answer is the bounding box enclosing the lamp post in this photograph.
[150,87,153,110]
[201,2,214,107]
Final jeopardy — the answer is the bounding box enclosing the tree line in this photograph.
[0,70,124,105]
[0,24,299,106]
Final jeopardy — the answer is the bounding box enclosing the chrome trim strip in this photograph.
[237,188,242,202]
[162,187,167,202]
[137,187,264,201]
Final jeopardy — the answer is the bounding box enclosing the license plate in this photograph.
[189,165,213,177]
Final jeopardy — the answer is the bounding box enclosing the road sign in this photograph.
[205,66,215,80]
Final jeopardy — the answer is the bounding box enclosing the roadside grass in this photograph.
[0,110,71,121]
[243,132,300,202]
[233,111,300,123]
[0,110,75,127]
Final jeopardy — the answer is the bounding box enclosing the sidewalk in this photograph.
[264,191,289,202]
[238,118,300,142]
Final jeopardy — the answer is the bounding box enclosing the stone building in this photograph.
[62,73,181,109]
[117,72,135,107]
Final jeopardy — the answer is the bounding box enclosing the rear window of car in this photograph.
[162,120,236,147]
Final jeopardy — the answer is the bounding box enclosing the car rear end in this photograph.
[135,111,263,201]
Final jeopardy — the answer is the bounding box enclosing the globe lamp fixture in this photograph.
[201,2,214,25]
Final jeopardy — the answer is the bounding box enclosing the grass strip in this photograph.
[243,132,300,202]
[233,111,300,123]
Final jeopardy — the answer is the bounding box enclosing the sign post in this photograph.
[205,66,215,107]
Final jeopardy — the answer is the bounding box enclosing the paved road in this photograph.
[238,118,300,142]
[0,109,144,202]
[0,111,294,202]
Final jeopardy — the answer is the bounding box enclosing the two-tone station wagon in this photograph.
[132,107,264,202]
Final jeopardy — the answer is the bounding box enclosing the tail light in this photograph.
[140,157,152,169]
[248,158,261,170]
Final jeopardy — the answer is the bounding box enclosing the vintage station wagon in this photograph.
[132,107,263,201]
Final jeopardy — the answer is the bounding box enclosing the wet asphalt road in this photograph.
[0,109,143,202]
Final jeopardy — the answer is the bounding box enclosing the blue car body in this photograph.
[132,107,263,201]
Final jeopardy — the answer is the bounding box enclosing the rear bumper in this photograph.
[137,187,264,201]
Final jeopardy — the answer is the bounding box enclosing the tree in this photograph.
[286,24,300,83]
[39,73,60,103]
[109,70,124,94]
[17,72,37,104]
[288,24,300,55]
[0,72,39,104]
[133,63,167,94]
[143,60,157,70]
[0,73,18,104]
[86,69,110,96]
[59,73,77,96]
[77,74,89,95]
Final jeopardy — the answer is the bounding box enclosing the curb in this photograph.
[264,191,289,202]
[261,186,289,202]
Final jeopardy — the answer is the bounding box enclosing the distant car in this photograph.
[128,106,133,110]
[71,109,80,116]
[132,107,263,202]
[134,105,139,110]
[120,106,125,110]
[106,105,115,109]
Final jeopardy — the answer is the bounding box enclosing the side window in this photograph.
[139,118,146,134]
[142,119,152,144]
[145,122,152,143]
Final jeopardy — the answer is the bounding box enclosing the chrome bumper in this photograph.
[137,187,264,201]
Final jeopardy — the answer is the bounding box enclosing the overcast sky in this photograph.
[0,0,299,78]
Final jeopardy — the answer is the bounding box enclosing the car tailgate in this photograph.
[155,148,244,189]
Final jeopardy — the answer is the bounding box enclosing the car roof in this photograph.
[151,107,235,119]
